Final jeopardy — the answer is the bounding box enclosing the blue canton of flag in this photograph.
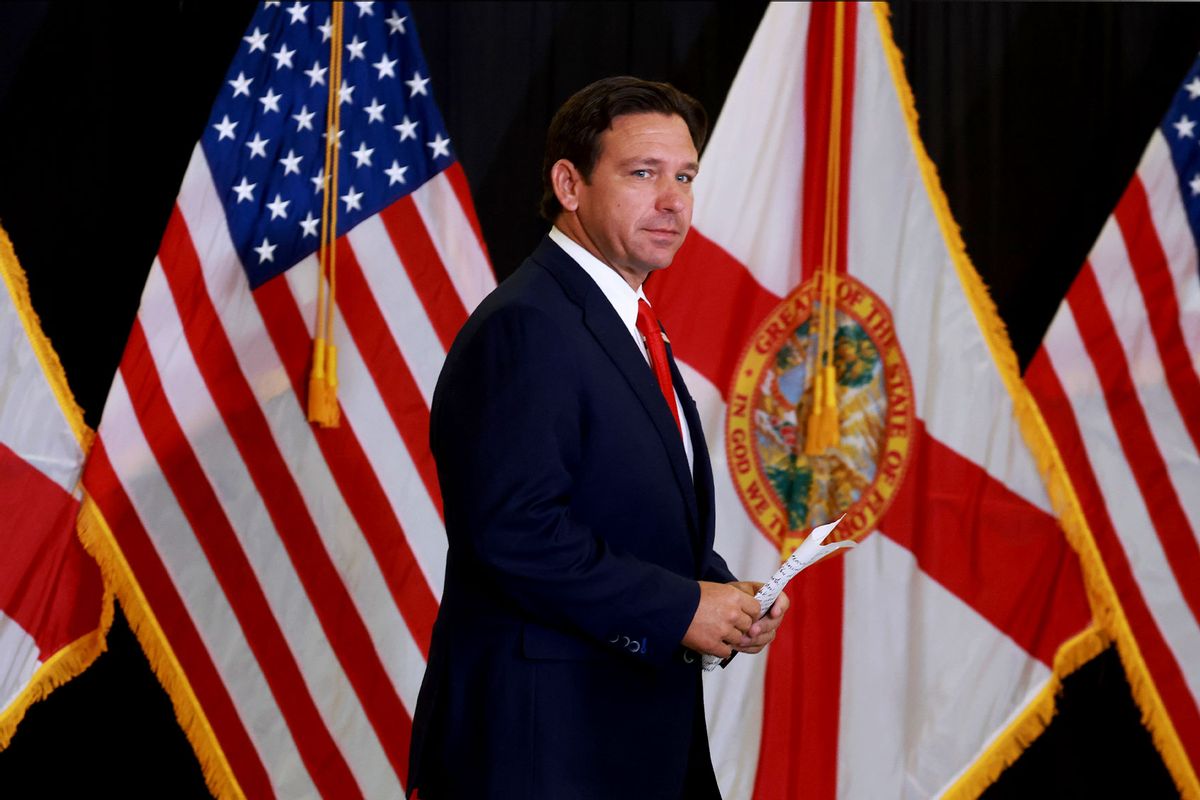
[202,0,452,288]
[1162,56,1200,260]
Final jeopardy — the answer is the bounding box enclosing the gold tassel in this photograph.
[820,364,840,446]
[306,337,339,426]
[802,4,846,456]
[804,365,841,454]
[306,3,344,428]
[804,352,827,454]
[804,407,827,455]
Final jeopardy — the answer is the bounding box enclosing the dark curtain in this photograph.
[0,2,1195,796]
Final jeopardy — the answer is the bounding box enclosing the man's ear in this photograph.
[550,159,582,212]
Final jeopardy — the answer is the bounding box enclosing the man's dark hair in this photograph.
[539,76,708,222]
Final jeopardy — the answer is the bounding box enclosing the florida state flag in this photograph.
[0,224,108,750]
[650,4,1098,797]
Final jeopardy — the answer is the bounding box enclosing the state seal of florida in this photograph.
[726,273,915,553]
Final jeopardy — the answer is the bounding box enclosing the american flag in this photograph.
[1027,56,1200,792]
[80,2,493,796]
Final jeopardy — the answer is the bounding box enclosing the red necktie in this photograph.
[636,299,682,436]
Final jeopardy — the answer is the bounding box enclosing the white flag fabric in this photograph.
[0,224,108,750]
[1026,54,1200,796]
[650,4,1099,797]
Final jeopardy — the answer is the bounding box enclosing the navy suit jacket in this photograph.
[408,235,736,799]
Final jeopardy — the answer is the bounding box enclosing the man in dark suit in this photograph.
[408,76,790,800]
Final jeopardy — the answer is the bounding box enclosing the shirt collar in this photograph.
[549,226,648,335]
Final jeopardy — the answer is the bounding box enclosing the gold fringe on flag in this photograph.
[874,3,1200,797]
[74,497,246,800]
[0,589,115,751]
[0,226,93,453]
[0,223,112,752]
[804,1,847,455]
[308,1,345,427]
[942,625,1110,800]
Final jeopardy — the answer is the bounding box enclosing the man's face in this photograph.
[573,112,698,283]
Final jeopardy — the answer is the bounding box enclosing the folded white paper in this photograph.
[702,515,854,672]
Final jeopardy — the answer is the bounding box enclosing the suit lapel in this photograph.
[668,347,716,560]
[532,237,701,532]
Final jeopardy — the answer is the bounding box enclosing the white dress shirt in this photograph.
[549,226,694,474]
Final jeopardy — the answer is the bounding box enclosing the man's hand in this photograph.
[682,581,763,658]
[727,581,790,655]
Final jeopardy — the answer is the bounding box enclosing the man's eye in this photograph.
[677,174,694,184]
[632,169,650,178]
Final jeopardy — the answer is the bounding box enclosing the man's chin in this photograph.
[637,259,673,274]
[637,244,686,272]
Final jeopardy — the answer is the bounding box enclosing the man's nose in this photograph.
[657,178,688,212]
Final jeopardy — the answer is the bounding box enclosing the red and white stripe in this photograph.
[1,233,105,737]
[83,144,493,796]
[649,4,1092,798]
[1027,129,1200,772]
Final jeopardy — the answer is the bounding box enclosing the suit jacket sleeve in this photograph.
[703,550,737,584]
[432,301,701,666]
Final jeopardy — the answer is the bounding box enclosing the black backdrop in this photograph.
[1,2,1197,796]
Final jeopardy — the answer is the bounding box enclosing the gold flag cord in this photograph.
[308,2,344,427]
[804,3,845,455]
